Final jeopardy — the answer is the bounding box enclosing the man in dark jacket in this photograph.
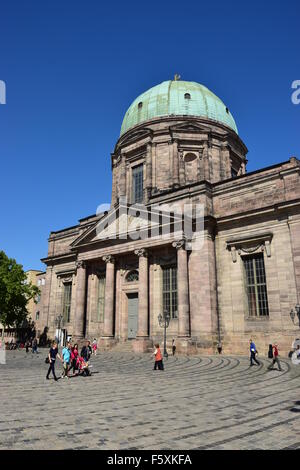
[81,340,92,362]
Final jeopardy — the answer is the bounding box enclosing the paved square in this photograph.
[1,351,300,450]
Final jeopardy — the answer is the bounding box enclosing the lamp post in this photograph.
[158,310,171,358]
[290,304,300,327]
[55,314,64,346]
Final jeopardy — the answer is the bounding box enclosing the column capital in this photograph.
[172,239,186,250]
[134,248,148,258]
[102,255,115,264]
[75,260,86,270]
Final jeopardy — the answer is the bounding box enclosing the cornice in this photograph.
[41,253,77,266]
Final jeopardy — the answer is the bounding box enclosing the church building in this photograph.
[40,78,300,355]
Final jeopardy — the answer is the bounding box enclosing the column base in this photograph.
[132,337,153,353]
[99,337,117,351]
[176,338,197,355]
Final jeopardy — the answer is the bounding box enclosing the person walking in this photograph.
[71,343,79,375]
[152,343,164,370]
[92,338,98,356]
[249,339,260,366]
[268,344,273,359]
[32,338,38,354]
[61,342,72,378]
[46,341,61,381]
[172,339,176,356]
[268,344,282,371]
[81,340,92,364]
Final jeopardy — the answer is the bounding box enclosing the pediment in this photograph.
[118,128,153,147]
[169,122,210,134]
[71,202,186,249]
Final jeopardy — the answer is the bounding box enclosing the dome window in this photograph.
[184,93,191,100]
[138,101,143,109]
[226,107,229,114]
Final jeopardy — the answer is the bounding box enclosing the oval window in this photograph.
[184,152,197,163]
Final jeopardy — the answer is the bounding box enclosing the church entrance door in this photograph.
[127,293,139,339]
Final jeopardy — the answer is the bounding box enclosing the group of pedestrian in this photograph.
[249,338,282,371]
[46,339,94,381]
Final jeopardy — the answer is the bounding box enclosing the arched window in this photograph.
[126,270,139,282]
[138,101,143,109]
[226,107,229,114]
[184,93,191,100]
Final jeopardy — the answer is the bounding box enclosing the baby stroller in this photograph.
[76,356,92,376]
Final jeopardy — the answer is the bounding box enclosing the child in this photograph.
[152,343,164,370]
[76,355,92,376]
[92,338,98,356]
[71,343,79,375]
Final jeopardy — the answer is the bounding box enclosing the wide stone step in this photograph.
[111,341,134,352]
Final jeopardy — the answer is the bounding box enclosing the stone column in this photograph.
[146,143,152,201]
[203,142,210,181]
[133,249,153,353]
[102,255,115,338]
[179,151,185,186]
[172,140,179,187]
[221,145,232,179]
[135,249,149,337]
[173,240,190,338]
[74,260,87,339]
[119,153,126,198]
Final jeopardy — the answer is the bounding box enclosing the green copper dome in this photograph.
[120,80,238,136]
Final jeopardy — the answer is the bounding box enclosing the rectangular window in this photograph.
[243,254,269,317]
[162,266,178,319]
[132,164,144,204]
[62,282,72,323]
[97,274,106,322]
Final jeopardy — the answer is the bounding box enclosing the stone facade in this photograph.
[40,96,300,356]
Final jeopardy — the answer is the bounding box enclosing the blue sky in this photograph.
[0,0,299,271]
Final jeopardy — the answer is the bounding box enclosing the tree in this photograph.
[0,251,39,339]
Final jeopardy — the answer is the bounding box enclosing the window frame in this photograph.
[132,163,144,204]
[62,281,72,323]
[97,273,106,323]
[243,253,269,318]
[162,265,178,319]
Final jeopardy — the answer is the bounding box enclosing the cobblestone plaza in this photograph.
[1,351,300,450]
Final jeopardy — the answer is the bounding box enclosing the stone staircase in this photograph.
[110,340,134,353]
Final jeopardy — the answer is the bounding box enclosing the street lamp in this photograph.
[290,304,300,327]
[158,310,171,358]
[55,314,64,346]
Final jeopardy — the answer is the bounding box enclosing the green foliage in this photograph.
[0,251,40,329]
